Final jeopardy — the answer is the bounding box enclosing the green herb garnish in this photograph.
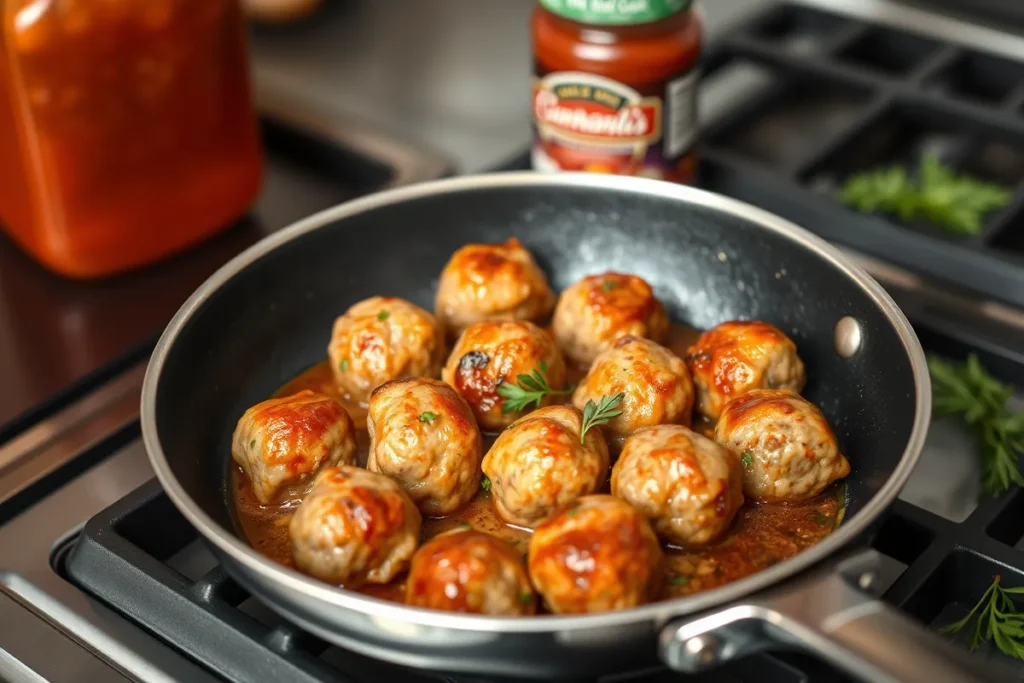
[377,310,390,321]
[496,361,572,414]
[481,476,491,492]
[838,155,1011,236]
[601,279,620,293]
[740,451,753,467]
[929,353,1024,497]
[579,392,625,444]
[671,575,690,587]
[518,591,533,604]
[454,523,472,532]
[419,411,437,423]
[566,506,580,518]
[940,574,1024,660]
[339,359,349,372]
[249,439,256,450]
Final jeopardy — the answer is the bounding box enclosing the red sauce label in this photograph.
[531,69,698,182]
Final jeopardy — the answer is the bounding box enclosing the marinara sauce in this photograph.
[531,0,702,183]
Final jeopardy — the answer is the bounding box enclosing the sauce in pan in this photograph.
[233,323,844,608]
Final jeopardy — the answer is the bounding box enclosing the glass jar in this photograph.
[531,0,702,183]
[0,0,264,278]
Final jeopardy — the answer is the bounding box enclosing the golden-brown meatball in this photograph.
[231,390,356,505]
[289,466,421,586]
[572,336,693,445]
[366,377,482,516]
[714,389,849,503]
[684,320,806,422]
[612,424,743,547]
[528,495,663,614]
[482,405,608,529]
[552,272,669,368]
[434,237,556,337]
[405,528,535,615]
[328,296,445,405]
[441,320,567,431]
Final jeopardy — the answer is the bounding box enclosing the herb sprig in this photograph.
[929,354,1024,497]
[838,155,1011,236]
[579,393,625,444]
[940,574,1024,660]
[496,361,572,413]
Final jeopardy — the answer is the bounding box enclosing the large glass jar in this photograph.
[0,0,264,278]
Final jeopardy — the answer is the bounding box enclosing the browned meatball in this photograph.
[289,466,421,586]
[612,424,743,547]
[572,336,693,445]
[366,377,483,515]
[434,237,556,337]
[441,320,567,431]
[715,389,849,503]
[231,390,356,505]
[482,404,608,529]
[528,495,663,614]
[684,320,806,422]
[405,528,535,615]
[552,272,669,368]
[328,296,445,405]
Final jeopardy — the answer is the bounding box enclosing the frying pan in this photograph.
[141,172,997,682]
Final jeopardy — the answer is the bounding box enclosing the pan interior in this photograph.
[153,181,916,586]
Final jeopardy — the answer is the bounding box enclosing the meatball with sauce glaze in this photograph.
[573,336,694,444]
[328,296,445,405]
[482,404,609,529]
[434,237,556,337]
[406,528,536,615]
[441,320,567,431]
[684,320,806,422]
[528,494,663,614]
[231,390,356,505]
[612,424,743,547]
[714,389,849,503]
[289,466,422,586]
[366,377,483,516]
[552,272,669,368]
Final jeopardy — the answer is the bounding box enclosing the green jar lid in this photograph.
[538,0,692,25]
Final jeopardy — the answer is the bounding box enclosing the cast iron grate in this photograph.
[697,2,1024,314]
[59,318,1024,683]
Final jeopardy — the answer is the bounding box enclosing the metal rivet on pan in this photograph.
[859,571,876,591]
[834,317,863,358]
[684,634,721,667]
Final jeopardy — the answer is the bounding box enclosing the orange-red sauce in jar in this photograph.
[531,0,702,183]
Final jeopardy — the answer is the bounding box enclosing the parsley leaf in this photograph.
[940,575,1024,660]
[580,393,625,443]
[377,310,390,321]
[838,155,1011,236]
[496,361,572,413]
[740,451,753,467]
[419,411,437,423]
[481,476,491,492]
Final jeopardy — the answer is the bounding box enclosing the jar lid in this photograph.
[538,0,692,25]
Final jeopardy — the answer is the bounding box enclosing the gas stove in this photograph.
[5,2,1024,681]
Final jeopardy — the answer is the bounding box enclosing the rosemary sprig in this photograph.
[496,361,571,413]
[940,575,1024,660]
[579,393,625,444]
[928,353,1024,497]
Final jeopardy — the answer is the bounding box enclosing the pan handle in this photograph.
[658,549,1006,683]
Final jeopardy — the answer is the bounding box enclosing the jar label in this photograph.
[531,69,698,182]
[538,0,692,25]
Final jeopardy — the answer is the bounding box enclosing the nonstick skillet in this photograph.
[141,172,999,682]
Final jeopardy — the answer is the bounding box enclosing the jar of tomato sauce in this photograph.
[531,0,702,183]
[0,0,264,279]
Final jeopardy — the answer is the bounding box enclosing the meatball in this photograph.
[528,495,663,614]
[572,336,694,444]
[434,237,556,337]
[231,390,357,505]
[684,320,806,422]
[289,466,422,586]
[328,296,445,405]
[552,272,669,368]
[612,424,743,547]
[366,377,483,516]
[441,320,567,431]
[482,404,609,528]
[406,528,535,615]
[714,389,849,502]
